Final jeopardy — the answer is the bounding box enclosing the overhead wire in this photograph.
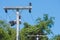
[5,13,9,22]
[5,10,17,28]
[30,13,34,21]
[7,13,11,20]
[5,12,12,27]
[5,9,35,26]
[19,10,26,24]
[5,10,13,21]
[5,10,23,23]
[0,13,7,21]
[0,14,3,20]
[29,13,35,24]
[6,10,16,21]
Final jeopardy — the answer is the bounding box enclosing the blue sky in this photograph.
[0,0,60,38]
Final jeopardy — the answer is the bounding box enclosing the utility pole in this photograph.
[28,34,46,40]
[4,2,32,40]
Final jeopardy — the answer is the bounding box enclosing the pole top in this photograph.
[4,2,32,13]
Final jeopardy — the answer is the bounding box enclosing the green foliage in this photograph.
[20,14,54,40]
[0,28,10,40]
[0,14,55,40]
[23,22,31,28]
[36,14,54,34]
[7,28,16,40]
[50,35,60,40]
[0,20,16,40]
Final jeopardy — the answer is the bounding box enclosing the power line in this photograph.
[29,13,35,24]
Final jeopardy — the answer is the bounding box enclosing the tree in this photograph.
[0,28,10,40]
[20,14,54,40]
[0,14,54,40]
[36,14,54,34]
[50,35,60,40]
[0,20,16,40]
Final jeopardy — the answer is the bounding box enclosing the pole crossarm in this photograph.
[4,6,32,10]
[28,34,46,37]
[4,6,32,13]
[27,34,46,40]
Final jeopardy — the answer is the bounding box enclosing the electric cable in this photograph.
[5,13,9,22]
[0,13,7,21]
[29,13,35,24]
[19,10,25,23]
[6,11,12,21]
[0,14,3,20]
[30,13,34,21]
